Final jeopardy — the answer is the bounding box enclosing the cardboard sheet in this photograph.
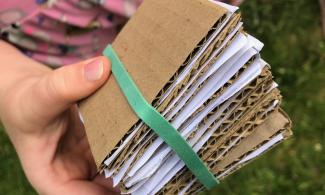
[80,0,227,166]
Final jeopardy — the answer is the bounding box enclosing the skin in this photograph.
[0,40,119,195]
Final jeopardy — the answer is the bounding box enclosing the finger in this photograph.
[93,173,120,193]
[29,56,111,121]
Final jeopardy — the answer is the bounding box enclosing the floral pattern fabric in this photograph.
[0,0,241,67]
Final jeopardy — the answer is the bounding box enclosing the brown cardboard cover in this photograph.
[79,0,227,166]
[108,15,243,172]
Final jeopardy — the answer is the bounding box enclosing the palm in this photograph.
[52,106,96,181]
[0,48,113,194]
[2,66,117,194]
[36,106,119,194]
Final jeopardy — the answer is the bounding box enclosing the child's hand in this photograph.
[0,42,118,194]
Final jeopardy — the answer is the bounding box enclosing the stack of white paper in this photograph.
[90,2,292,195]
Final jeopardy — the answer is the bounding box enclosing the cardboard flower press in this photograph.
[79,0,292,194]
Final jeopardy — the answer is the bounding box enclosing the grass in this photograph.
[0,123,36,195]
[209,0,325,194]
[1,0,324,194]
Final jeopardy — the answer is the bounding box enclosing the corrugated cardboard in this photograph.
[174,111,292,195]
[79,0,293,193]
[107,14,242,172]
[158,88,282,194]
[80,0,227,166]
[102,13,236,170]
[120,68,275,192]
[111,29,245,174]
[215,110,291,174]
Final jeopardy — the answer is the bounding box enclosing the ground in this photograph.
[0,0,324,194]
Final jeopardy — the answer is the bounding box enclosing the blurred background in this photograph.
[1,0,324,194]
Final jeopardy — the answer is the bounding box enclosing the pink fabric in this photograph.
[0,1,41,27]
[0,0,241,67]
[0,0,140,66]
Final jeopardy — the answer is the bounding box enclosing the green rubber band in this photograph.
[103,45,219,189]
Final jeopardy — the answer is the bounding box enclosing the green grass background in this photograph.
[1,0,324,194]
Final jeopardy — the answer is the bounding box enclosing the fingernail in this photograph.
[84,58,104,81]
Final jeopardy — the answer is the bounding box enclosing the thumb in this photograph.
[30,56,111,121]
